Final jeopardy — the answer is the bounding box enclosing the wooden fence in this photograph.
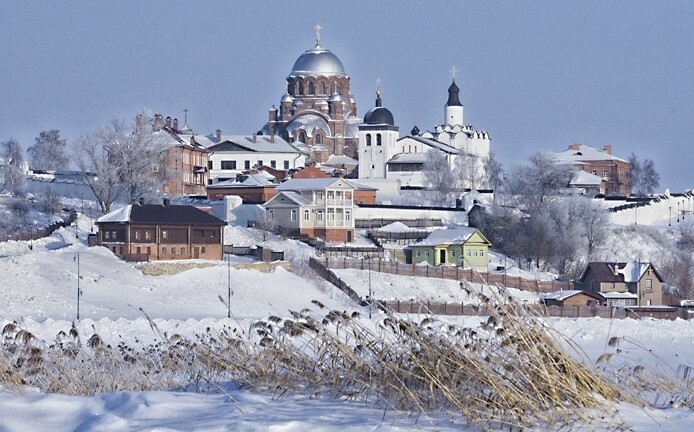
[318,256,569,294]
[1,210,77,243]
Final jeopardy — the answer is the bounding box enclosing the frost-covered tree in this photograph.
[422,150,455,206]
[484,151,504,191]
[629,153,660,196]
[0,138,27,196]
[27,129,69,172]
[506,152,569,210]
[72,112,169,214]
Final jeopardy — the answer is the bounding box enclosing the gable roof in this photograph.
[579,262,663,283]
[97,203,226,226]
[263,191,314,208]
[551,144,627,164]
[542,290,602,302]
[396,135,459,155]
[206,135,305,155]
[412,227,490,247]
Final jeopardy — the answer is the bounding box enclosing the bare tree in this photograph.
[72,113,169,214]
[422,150,455,206]
[484,151,504,191]
[27,129,69,172]
[0,138,27,196]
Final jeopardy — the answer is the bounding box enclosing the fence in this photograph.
[318,256,569,293]
[1,210,77,243]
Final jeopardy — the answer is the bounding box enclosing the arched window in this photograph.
[376,134,382,146]
[297,131,306,143]
[308,82,315,95]
[330,82,336,94]
[298,82,304,95]
[366,134,371,146]
[315,134,322,144]
[319,82,326,94]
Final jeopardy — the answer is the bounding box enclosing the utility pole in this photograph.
[74,253,81,320]
[227,254,232,318]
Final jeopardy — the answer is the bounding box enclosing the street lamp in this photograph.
[678,201,681,223]
[669,206,672,226]
[29,222,34,251]
[74,253,81,320]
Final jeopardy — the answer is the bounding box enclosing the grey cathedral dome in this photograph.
[290,43,346,76]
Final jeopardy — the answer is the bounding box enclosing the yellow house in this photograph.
[407,227,492,271]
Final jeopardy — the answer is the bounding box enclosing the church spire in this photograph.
[375,77,382,107]
[314,24,322,46]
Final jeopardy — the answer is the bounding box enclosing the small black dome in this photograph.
[363,92,395,125]
[411,125,420,135]
[447,80,462,106]
[364,107,394,126]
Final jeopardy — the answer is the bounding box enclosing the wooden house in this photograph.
[405,227,491,271]
[577,261,664,306]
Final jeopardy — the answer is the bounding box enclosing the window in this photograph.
[162,247,167,255]
[134,231,141,240]
[297,131,306,143]
[162,230,168,240]
[105,231,110,240]
[284,160,290,170]
[345,210,351,221]
[268,210,274,220]
[415,250,421,257]
[603,169,609,179]
[171,248,176,255]
[147,247,151,255]
[201,247,206,254]
[181,247,185,255]
[317,210,324,221]
[317,192,324,200]
[467,250,472,257]
[451,250,456,257]
[645,279,653,290]
[308,82,315,94]
[425,250,430,257]
[291,210,297,221]
[258,160,263,167]
[145,231,152,241]
[480,250,484,257]
[208,160,213,170]
[270,160,276,169]
[244,160,251,170]
[315,134,322,144]
[298,82,304,95]
[377,134,382,146]
[304,210,310,221]
[366,134,371,146]
[221,160,236,170]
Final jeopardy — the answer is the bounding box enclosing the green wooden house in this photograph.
[405,227,492,270]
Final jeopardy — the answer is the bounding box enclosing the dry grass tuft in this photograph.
[0,283,690,429]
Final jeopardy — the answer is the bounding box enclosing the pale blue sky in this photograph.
[2,1,693,191]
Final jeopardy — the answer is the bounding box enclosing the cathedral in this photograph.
[261,27,362,163]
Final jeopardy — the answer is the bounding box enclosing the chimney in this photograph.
[165,116,172,129]
[270,133,275,143]
[173,118,179,132]
[603,144,612,155]
[252,134,257,143]
[163,198,170,207]
[569,143,581,151]
[216,129,222,143]
[153,114,164,131]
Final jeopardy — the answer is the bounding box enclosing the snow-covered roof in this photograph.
[396,135,459,155]
[276,177,374,192]
[413,227,480,246]
[618,262,651,283]
[600,292,638,299]
[264,191,314,207]
[551,144,628,164]
[387,153,427,164]
[206,135,301,154]
[542,290,587,301]
[325,154,358,166]
[207,174,276,189]
[376,222,421,233]
[97,205,132,223]
[571,170,604,186]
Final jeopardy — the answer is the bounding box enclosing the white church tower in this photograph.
[445,67,464,127]
[358,89,399,179]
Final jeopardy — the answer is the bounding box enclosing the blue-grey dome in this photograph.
[363,93,394,126]
[290,44,346,76]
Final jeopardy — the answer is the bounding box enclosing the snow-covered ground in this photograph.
[0,215,693,431]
